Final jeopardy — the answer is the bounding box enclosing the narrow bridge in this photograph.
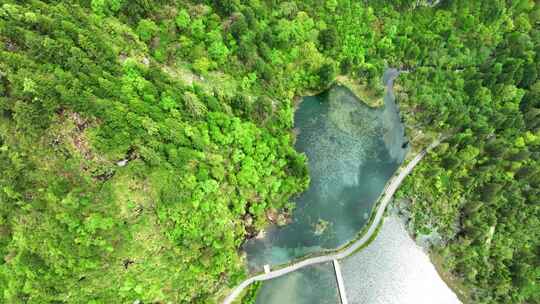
[333,259,348,304]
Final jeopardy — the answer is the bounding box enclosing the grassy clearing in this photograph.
[335,75,384,108]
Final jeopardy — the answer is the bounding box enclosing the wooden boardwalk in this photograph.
[333,259,348,304]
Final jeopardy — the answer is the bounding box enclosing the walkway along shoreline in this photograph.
[222,138,443,304]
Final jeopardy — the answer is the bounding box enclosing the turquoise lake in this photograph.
[248,70,460,304]
[243,70,407,272]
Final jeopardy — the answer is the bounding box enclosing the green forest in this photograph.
[0,0,538,303]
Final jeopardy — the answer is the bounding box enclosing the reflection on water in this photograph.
[342,214,461,304]
[243,73,407,271]
[255,262,340,304]
[250,70,458,304]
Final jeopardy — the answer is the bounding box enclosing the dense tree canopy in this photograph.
[0,0,538,303]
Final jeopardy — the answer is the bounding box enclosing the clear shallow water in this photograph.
[341,214,461,304]
[255,262,340,304]
[251,70,459,304]
[243,70,407,271]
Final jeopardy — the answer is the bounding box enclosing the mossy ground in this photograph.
[335,75,384,108]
